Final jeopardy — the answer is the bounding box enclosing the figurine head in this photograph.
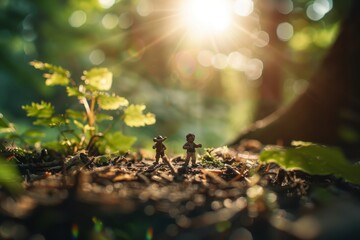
[153,135,167,142]
[186,133,195,142]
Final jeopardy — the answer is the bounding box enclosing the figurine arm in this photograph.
[195,143,202,148]
[183,143,189,149]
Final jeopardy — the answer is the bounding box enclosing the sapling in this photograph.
[21,61,155,154]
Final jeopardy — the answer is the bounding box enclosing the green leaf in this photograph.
[66,109,85,120]
[44,72,70,86]
[259,142,360,184]
[73,120,84,130]
[33,115,69,127]
[0,113,16,133]
[22,101,54,118]
[96,131,136,154]
[22,129,45,138]
[66,87,84,97]
[123,104,156,127]
[30,61,70,86]
[98,94,129,110]
[82,68,113,91]
[96,113,114,122]
[83,124,95,133]
[31,61,69,74]
[0,157,23,194]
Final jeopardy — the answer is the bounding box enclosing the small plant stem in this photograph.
[81,97,91,118]
[89,96,96,136]
[80,97,94,136]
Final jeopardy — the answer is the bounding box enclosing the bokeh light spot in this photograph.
[68,10,87,28]
[137,0,153,17]
[89,49,105,65]
[313,0,332,16]
[245,58,263,80]
[119,13,133,29]
[254,31,269,47]
[98,0,115,9]
[276,22,294,41]
[212,53,228,69]
[234,0,254,16]
[197,50,213,67]
[306,4,325,21]
[246,185,264,198]
[102,13,119,29]
[276,0,293,14]
[228,51,247,71]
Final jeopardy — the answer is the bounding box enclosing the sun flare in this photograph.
[181,0,232,34]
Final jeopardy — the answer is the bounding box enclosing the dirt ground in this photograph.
[1,145,360,240]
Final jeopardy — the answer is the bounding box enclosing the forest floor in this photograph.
[1,142,360,240]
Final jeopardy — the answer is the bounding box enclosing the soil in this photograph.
[1,143,360,240]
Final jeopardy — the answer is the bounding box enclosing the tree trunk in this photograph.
[230,0,360,153]
[255,1,287,120]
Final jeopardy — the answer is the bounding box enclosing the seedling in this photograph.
[20,61,156,154]
[200,148,224,168]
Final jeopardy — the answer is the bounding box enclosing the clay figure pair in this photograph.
[153,133,202,167]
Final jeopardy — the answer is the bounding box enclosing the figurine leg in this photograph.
[191,153,196,165]
[184,154,191,166]
[154,154,160,164]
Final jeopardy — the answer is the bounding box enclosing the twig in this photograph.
[225,164,241,175]
[113,152,129,165]
[17,160,62,169]
[145,163,162,173]
[163,156,177,176]
[136,173,151,185]
[202,169,227,187]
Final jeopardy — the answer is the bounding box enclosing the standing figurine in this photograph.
[183,133,202,167]
[153,135,167,164]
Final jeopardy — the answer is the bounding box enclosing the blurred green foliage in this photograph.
[0,157,23,194]
[0,0,351,151]
[260,141,360,184]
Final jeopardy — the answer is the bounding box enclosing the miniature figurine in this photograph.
[183,133,202,167]
[153,135,167,164]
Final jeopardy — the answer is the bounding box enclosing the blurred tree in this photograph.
[232,0,360,156]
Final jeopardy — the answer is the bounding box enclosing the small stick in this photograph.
[136,173,151,185]
[202,169,227,187]
[163,156,177,176]
[113,152,129,165]
[145,163,162,173]
[225,164,241,175]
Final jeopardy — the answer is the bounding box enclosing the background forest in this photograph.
[0,0,350,152]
